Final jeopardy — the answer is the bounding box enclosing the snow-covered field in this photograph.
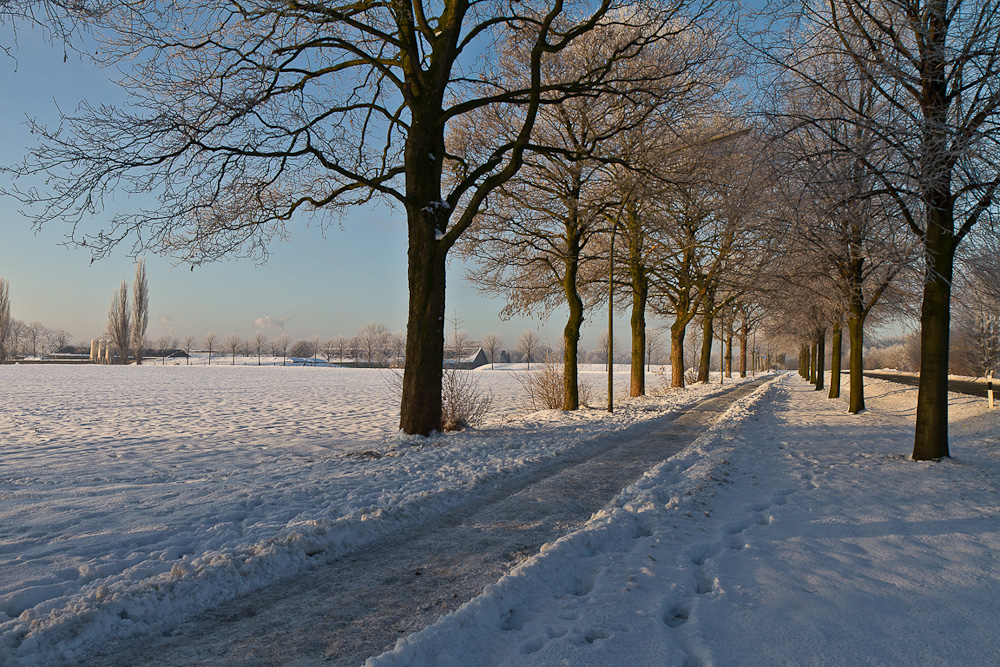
[0,362,732,664]
[4,365,999,666]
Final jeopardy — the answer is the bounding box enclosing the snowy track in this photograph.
[75,379,768,666]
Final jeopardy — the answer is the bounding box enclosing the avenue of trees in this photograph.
[6,0,1000,458]
[11,0,719,435]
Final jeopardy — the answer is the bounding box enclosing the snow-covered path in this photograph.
[372,373,1000,666]
[75,379,770,666]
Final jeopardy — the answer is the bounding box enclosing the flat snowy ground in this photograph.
[3,364,999,666]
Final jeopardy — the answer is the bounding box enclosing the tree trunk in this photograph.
[670,320,687,388]
[563,259,583,411]
[400,236,448,434]
[698,288,715,383]
[814,329,825,391]
[698,312,714,383]
[829,320,842,399]
[627,208,647,397]
[847,314,865,414]
[724,333,733,378]
[913,217,956,459]
[629,275,647,397]
[738,323,748,378]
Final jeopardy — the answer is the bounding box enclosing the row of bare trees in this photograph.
[752,0,1000,460]
[10,0,1000,455]
[0,279,73,361]
[12,0,736,435]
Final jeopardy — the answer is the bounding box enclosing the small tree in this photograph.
[203,332,216,366]
[251,331,268,365]
[388,332,406,368]
[357,322,390,367]
[329,335,349,366]
[182,334,195,365]
[107,281,130,364]
[224,333,242,365]
[482,332,503,370]
[131,259,149,364]
[596,330,613,371]
[288,339,313,359]
[517,330,541,370]
[273,333,290,366]
[155,334,175,363]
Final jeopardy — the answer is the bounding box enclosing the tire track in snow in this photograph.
[79,379,770,667]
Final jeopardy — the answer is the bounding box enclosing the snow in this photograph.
[4,365,999,666]
[369,373,1000,666]
[0,362,740,664]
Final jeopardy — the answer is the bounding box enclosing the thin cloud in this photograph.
[254,316,290,331]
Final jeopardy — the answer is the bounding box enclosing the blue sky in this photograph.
[0,28,643,352]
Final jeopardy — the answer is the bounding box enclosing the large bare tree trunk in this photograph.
[400,108,448,435]
[724,332,733,378]
[829,319,842,399]
[626,206,648,397]
[913,209,956,459]
[400,234,447,434]
[563,260,584,411]
[847,314,865,414]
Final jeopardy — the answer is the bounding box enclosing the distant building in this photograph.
[444,347,489,370]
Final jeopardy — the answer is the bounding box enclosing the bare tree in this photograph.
[182,334,196,365]
[273,333,290,366]
[203,332,216,366]
[155,334,175,363]
[328,336,349,366]
[131,259,148,364]
[47,328,71,352]
[481,332,503,370]
[0,278,10,362]
[14,0,709,435]
[596,330,613,371]
[388,332,406,368]
[224,333,242,365]
[517,330,541,370]
[357,322,390,367]
[458,16,727,409]
[107,281,130,364]
[251,330,268,365]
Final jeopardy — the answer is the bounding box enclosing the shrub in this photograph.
[516,354,592,411]
[385,367,493,432]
